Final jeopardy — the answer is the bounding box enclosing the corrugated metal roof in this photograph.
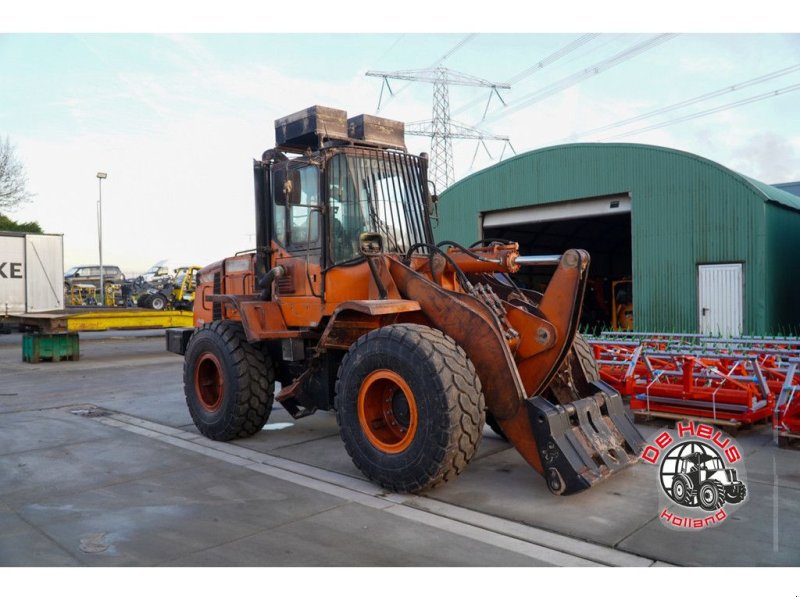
[743,176,800,211]
[772,180,800,198]
[448,142,800,213]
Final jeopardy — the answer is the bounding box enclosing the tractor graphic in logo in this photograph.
[660,441,747,511]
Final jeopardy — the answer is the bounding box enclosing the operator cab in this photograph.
[253,106,436,314]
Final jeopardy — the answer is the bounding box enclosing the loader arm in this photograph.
[388,250,589,477]
[388,249,644,493]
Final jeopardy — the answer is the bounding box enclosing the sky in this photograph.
[2,4,799,275]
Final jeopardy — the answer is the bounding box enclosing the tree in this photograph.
[0,136,32,211]
[0,214,42,233]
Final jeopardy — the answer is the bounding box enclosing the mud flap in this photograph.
[527,380,645,495]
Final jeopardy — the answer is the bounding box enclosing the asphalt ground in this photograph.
[1,329,798,567]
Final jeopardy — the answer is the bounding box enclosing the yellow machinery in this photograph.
[137,265,201,311]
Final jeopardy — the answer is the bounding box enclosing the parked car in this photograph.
[141,260,171,283]
[64,265,126,293]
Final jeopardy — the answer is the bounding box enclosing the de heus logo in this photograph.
[640,421,748,530]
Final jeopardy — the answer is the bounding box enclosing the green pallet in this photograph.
[22,333,80,363]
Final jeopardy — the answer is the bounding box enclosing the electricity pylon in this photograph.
[366,66,512,190]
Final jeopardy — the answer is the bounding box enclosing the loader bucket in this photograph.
[526,381,645,494]
[387,249,645,495]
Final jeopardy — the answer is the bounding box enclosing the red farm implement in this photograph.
[588,333,800,445]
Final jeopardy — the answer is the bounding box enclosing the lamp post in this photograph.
[96,172,107,306]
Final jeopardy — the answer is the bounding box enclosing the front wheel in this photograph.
[149,293,167,311]
[184,320,275,440]
[335,324,486,493]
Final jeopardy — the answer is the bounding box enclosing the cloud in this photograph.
[727,132,800,183]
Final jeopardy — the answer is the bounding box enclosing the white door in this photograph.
[698,263,743,337]
[25,234,64,312]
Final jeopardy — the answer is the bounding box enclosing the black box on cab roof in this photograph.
[275,106,349,151]
[347,114,406,150]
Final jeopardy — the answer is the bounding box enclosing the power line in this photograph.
[600,81,800,141]
[451,33,601,118]
[506,33,602,85]
[435,33,478,65]
[479,33,679,126]
[565,63,800,141]
[373,34,407,67]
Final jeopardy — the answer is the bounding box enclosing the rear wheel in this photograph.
[184,320,275,440]
[335,324,485,493]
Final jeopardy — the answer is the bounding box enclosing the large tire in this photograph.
[571,333,600,382]
[698,480,726,511]
[184,320,275,440]
[545,333,600,405]
[335,324,485,493]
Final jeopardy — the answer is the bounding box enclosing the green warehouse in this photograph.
[433,143,800,336]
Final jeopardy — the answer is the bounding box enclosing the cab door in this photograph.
[271,162,324,327]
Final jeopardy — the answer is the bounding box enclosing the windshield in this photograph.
[65,267,79,277]
[327,149,430,263]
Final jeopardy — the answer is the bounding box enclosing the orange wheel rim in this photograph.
[195,352,224,412]
[357,369,418,454]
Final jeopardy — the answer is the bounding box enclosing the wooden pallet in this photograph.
[633,409,744,434]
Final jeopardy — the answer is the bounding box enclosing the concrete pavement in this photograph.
[0,331,797,566]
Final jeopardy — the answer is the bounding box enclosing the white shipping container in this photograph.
[0,232,64,314]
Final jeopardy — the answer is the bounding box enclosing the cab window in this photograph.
[273,164,320,248]
[327,153,368,263]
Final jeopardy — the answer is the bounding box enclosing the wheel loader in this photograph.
[137,265,200,311]
[167,106,644,495]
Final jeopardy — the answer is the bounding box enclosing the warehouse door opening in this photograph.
[482,195,632,332]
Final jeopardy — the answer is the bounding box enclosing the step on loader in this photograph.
[167,106,644,495]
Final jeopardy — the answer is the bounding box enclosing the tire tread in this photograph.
[335,323,485,493]
[184,320,275,440]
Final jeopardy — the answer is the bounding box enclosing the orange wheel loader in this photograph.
[167,106,644,495]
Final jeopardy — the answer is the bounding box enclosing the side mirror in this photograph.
[358,232,385,257]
